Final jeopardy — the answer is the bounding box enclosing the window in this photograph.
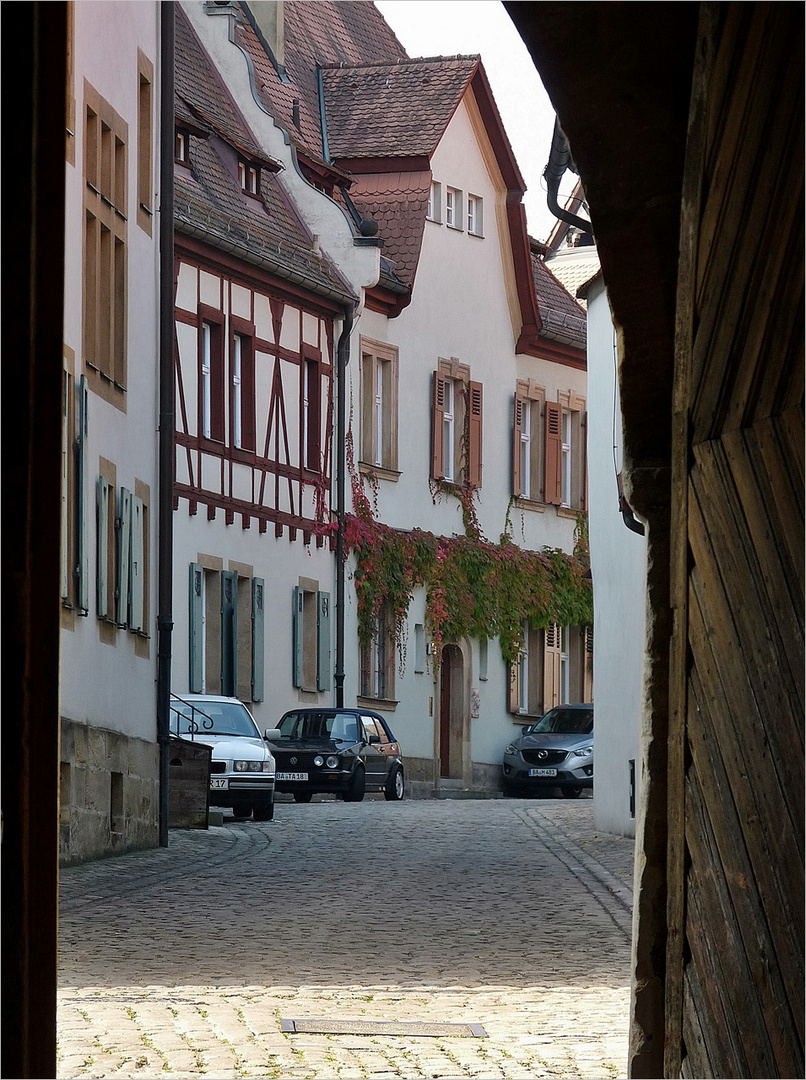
[136,50,153,234]
[111,484,149,634]
[61,359,77,607]
[512,381,546,502]
[467,194,483,236]
[509,622,589,716]
[175,128,189,162]
[427,180,442,222]
[302,350,322,471]
[431,359,483,487]
[292,582,331,692]
[189,562,265,700]
[238,159,259,194]
[545,391,587,510]
[230,319,256,452]
[83,83,127,394]
[360,339,399,473]
[359,604,395,702]
[446,187,462,230]
[199,307,224,443]
[96,468,116,620]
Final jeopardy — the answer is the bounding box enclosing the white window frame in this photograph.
[442,377,456,481]
[561,408,572,508]
[232,332,242,449]
[467,194,483,236]
[238,160,258,194]
[446,187,462,230]
[427,180,441,222]
[201,321,212,440]
[518,620,530,714]
[520,400,532,501]
[560,624,570,703]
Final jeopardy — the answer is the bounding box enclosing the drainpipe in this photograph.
[156,1,175,847]
[334,307,354,708]
[544,116,592,234]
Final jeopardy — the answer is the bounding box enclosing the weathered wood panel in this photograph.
[668,3,804,1076]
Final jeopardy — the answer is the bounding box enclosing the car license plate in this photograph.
[277,772,308,781]
[210,777,229,790]
[528,768,557,777]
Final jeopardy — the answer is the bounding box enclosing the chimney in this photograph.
[249,2,284,69]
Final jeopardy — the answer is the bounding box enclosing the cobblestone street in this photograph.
[58,797,635,1079]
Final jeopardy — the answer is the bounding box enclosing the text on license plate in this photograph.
[528,768,557,777]
[277,772,308,781]
[210,777,229,789]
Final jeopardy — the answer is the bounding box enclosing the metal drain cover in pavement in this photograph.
[281,1018,488,1038]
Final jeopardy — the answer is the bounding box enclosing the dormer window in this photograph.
[238,159,259,195]
[175,128,190,163]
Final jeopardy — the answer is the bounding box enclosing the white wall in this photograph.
[586,275,647,836]
[61,1,161,743]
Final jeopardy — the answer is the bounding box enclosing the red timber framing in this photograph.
[173,244,340,544]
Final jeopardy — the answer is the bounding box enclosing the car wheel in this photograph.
[292,792,313,803]
[343,765,366,802]
[384,765,404,801]
[232,805,253,819]
[562,786,583,799]
[253,800,274,821]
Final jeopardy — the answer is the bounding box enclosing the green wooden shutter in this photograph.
[292,586,303,687]
[97,476,110,618]
[221,570,237,696]
[117,487,132,626]
[77,375,89,613]
[317,591,331,691]
[61,370,71,600]
[252,576,265,702]
[129,493,145,632]
[189,562,204,693]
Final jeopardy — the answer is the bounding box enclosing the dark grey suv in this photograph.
[502,703,593,799]
[268,708,405,803]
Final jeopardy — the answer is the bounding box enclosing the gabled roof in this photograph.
[321,57,478,161]
[174,6,355,306]
[531,247,587,350]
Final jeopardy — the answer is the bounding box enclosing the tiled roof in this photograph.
[339,170,430,286]
[236,1,408,167]
[321,58,478,160]
[532,249,587,348]
[543,247,601,310]
[174,7,354,303]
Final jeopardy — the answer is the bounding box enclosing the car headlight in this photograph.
[504,743,519,756]
[314,755,324,767]
[326,755,339,769]
[234,760,263,772]
[572,745,593,758]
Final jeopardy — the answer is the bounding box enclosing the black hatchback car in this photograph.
[268,708,405,803]
[502,703,594,798]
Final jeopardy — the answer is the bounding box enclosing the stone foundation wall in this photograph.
[60,719,159,866]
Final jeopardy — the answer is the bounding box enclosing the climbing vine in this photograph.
[339,441,592,671]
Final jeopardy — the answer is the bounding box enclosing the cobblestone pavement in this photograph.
[58,796,636,1080]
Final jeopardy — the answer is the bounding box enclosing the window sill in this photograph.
[557,506,585,520]
[357,696,398,712]
[359,462,401,483]
[513,497,547,513]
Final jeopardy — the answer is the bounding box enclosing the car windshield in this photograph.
[276,711,360,743]
[530,708,593,735]
[170,700,260,739]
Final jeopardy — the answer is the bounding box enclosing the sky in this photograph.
[374,0,562,242]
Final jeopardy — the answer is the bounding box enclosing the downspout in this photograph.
[544,116,592,233]
[157,1,175,847]
[334,307,354,708]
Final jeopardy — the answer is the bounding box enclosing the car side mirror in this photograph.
[368,734,381,745]
[521,725,531,735]
[263,728,281,741]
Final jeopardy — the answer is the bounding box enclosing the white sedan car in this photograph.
[170,694,280,821]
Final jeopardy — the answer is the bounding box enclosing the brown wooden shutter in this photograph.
[431,371,446,480]
[544,400,562,505]
[468,380,483,487]
[210,320,225,442]
[512,393,524,497]
[543,622,561,711]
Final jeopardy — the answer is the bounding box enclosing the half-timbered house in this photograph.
[173,0,591,795]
